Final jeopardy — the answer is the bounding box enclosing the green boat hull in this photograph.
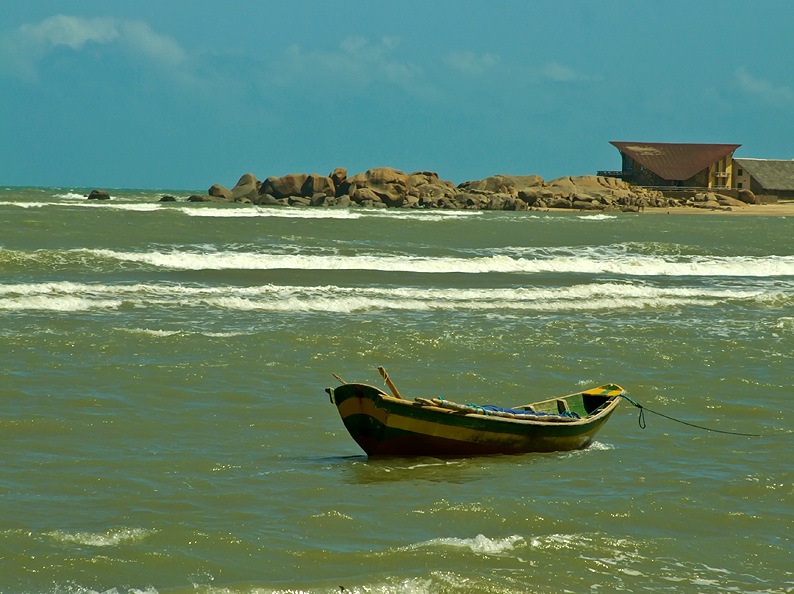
[328,382,624,456]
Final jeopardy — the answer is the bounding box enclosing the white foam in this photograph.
[416,534,524,555]
[123,328,182,337]
[46,527,155,547]
[579,213,619,221]
[0,295,122,311]
[585,441,615,451]
[74,247,794,277]
[530,533,593,550]
[0,201,49,208]
[182,205,363,219]
[0,200,161,211]
[53,192,87,200]
[0,281,788,313]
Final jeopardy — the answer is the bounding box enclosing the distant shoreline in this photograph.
[640,201,794,216]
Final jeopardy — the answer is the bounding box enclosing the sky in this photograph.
[0,0,792,191]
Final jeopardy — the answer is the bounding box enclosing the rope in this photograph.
[620,394,761,437]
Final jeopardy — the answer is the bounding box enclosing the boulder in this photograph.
[547,197,573,209]
[572,199,603,211]
[351,187,382,205]
[330,167,347,187]
[231,173,259,201]
[188,194,227,202]
[404,195,421,208]
[301,173,335,197]
[737,189,759,204]
[717,196,747,207]
[485,193,513,210]
[543,177,577,196]
[253,193,281,206]
[408,171,458,201]
[260,174,308,199]
[87,189,110,200]
[208,184,233,201]
[288,196,311,206]
[310,193,330,206]
[344,167,409,207]
[159,195,177,202]
[518,187,544,206]
[458,174,543,193]
[459,193,482,209]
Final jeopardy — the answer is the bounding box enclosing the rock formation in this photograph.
[196,167,746,212]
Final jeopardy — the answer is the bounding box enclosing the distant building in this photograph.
[598,142,741,188]
[733,158,794,200]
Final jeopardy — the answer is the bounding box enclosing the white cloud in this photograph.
[541,61,600,83]
[0,14,187,81]
[443,51,500,76]
[270,36,430,97]
[118,20,187,68]
[734,67,794,107]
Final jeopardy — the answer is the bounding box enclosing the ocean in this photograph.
[1,186,792,594]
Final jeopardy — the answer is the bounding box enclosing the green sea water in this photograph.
[1,187,792,593]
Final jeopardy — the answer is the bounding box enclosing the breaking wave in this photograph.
[60,247,794,277]
[0,281,786,313]
[46,527,156,547]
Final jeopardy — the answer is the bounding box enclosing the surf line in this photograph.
[620,394,761,437]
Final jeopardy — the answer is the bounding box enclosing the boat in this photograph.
[326,368,625,456]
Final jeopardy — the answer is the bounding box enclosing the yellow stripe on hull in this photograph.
[336,390,614,455]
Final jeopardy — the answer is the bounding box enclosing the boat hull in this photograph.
[329,383,622,456]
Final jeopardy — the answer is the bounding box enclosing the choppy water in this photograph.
[1,186,792,594]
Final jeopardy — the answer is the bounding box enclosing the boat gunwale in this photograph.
[335,383,624,427]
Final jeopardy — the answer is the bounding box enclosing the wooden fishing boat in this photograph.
[327,368,624,456]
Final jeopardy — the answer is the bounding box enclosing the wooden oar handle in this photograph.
[378,366,404,399]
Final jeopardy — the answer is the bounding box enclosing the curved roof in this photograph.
[734,158,794,191]
[611,142,741,181]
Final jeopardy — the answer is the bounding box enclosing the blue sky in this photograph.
[1,1,792,190]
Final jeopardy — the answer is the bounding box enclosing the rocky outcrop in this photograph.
[737,189,759,205]
[208,184,233,201]
[301,173,335,198]
[459,174,543,194]
[342,167,409,207]
[330,167,347,187]
[260,174,308,199]
[87,189,110,200]
[204,168,740,212]
[717,195,748,208]
[231,174,259,202]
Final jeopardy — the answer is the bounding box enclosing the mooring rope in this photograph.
[620,394,761,437]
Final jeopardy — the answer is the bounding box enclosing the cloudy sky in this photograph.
[1,0,792,190]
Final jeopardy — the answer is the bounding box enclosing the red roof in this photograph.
[611,142,741,181]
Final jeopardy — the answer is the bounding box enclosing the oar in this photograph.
[378,366,404,400]
[332,373,346,384]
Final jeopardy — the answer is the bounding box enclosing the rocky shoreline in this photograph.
[97,166,761,212]
[176,167,762,212]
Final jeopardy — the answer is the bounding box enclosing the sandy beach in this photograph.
[641,200,794,216]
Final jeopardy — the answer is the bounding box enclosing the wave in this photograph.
[180,206,485,220]
[0,200,161,211]
[46,527,156,547]
[411,534,524,555]
[0,199,482,220]
[53,192,90,200]
[65,247,794,277]
[181,205,363,219]
[0,281,786,313]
